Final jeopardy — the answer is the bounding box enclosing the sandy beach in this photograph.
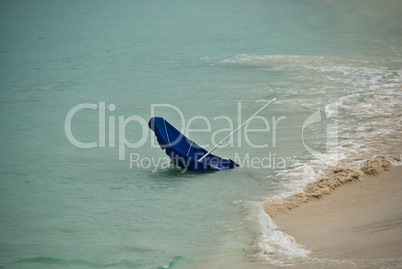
[266,157,402,263]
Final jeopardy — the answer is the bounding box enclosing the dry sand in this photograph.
[266,157,402,261]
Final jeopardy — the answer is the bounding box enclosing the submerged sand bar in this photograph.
[266,159,402,260]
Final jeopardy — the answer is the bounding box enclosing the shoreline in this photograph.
[265,156,402,261]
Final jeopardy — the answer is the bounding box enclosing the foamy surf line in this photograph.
[227,54,402,266]
[250,206,311,265]
[219,55,402,157]
[248,155,402,268]
[197,54,401,267]
[263,155,401,217]
[262,163,402,268]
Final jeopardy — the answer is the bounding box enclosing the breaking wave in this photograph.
[264,155,401,217]
[219,54,402,265]
[250,206,310,266]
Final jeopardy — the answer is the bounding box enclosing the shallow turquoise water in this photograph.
[1,0,401,268]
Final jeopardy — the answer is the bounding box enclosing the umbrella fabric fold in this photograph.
[149,117,238,172]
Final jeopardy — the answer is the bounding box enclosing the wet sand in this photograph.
[268,164,402,260]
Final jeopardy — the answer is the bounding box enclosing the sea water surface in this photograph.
[1,0,401,268]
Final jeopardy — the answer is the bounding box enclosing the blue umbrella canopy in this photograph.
[149,117,238,172]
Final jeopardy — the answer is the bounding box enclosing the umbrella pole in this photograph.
[198,98,276,162]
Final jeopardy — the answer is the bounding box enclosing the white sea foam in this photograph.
[226,54,402,264]
[223,54,401,162]
[250,206,310,265]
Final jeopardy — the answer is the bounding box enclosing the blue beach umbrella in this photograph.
[149,98,276,172]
